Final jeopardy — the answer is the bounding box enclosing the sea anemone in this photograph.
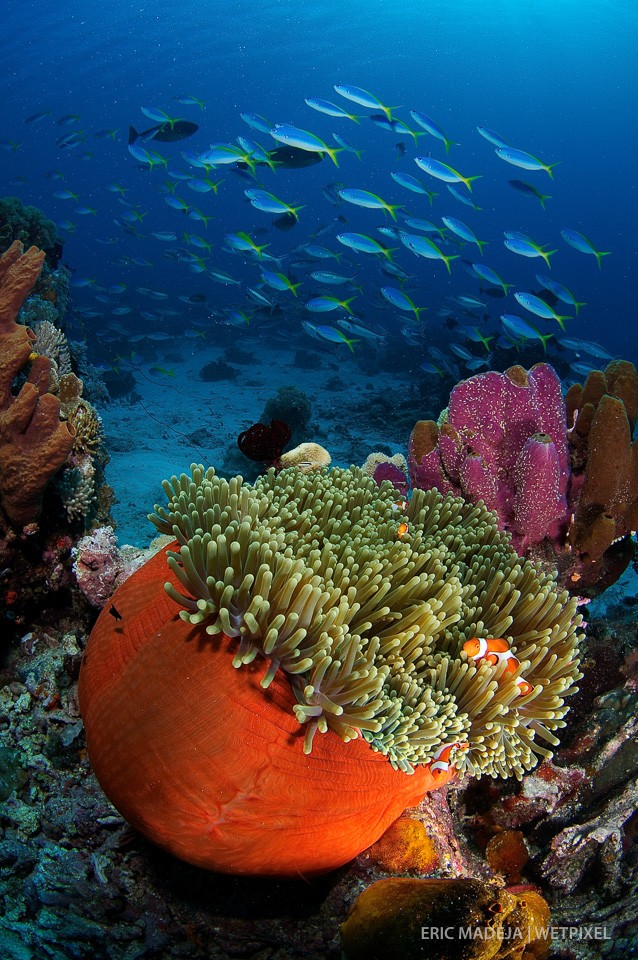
[78,465,583,875]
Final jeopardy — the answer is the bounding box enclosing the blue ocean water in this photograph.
[2,0,637,542]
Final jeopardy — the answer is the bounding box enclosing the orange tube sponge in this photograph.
[567,361,638,567]
[0,241,74,527]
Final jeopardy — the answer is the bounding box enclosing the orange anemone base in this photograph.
[78,543,454,876]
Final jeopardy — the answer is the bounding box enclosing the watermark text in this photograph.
[421,925,610,942]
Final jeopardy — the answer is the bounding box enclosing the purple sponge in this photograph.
[409,364,570,553]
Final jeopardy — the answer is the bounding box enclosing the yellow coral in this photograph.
[362,451,408,477]
[66,399,102,455]
[58,372,83,410]
[278,441,331,472]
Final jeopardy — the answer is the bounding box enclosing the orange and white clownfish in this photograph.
[513,675,533,696]
[392,498,409,512]
[428,741,466,779]
[463,637,532,696]
[397,520,409,539]
[463,636,511,666]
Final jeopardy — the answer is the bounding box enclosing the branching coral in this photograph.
[31,319,73,386]
[149,464,583,779]
[0,241,74,528]
[57,459,96,521]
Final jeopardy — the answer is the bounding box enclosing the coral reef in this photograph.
[199,358,238,381]
[0,196,60,268]
[293,347,322,370]
[455,617,638,955]
[18,259,72,329]
[0,237,113,654]
[485,680,638,898]
[222,344,255,365]
[260,384,312,441]
[100,366,136,400]
[1,525,78,623]
[0,241,74,528]
[0,237,108,533]
[64,338,110,408]
[14,268,111,532]
[78,464,582,874]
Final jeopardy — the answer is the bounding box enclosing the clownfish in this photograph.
[463,636,512,667]
[397,520,409,539]
[513,675,533,696]
[392,498,409,512]
[427,741,467,779]
[463,637,532,696]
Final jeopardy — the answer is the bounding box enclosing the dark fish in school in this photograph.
[128,120,199,144]
[266,145,324,169]
[234,145,324,175]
